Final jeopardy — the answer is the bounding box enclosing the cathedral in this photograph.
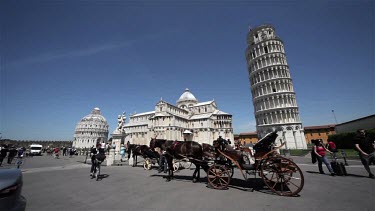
[122,88,233,145]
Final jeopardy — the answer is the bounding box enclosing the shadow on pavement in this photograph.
[306,170,368,178]
[150,174,294,196]
[96,174,110,181]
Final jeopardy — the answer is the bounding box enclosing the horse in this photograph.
[149,138,208,182]
[127,144,159,167]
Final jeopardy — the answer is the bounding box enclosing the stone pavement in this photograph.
[12,155,375,211]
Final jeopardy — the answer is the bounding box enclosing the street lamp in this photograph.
[331,110,338,124]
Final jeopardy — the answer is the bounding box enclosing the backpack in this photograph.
[311,148,317,164]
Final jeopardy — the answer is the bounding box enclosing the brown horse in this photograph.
[149,139,208,182]
[128,144,159,167]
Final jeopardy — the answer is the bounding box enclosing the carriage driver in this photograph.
[217,136,233,151]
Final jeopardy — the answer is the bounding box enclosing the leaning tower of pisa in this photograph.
[245,24,307,149]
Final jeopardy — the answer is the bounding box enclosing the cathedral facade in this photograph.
[123,89,233,145]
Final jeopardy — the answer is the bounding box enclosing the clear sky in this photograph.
[1,0,374,140]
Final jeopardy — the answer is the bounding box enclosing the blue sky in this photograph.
[1,0,374,140]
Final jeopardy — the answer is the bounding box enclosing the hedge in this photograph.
[327,128,375,149]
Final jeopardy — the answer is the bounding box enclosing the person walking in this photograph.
[120,144,125,162]
[54,147,60,159]
[354,129,375,178]
[0,144,8,166]
[101,141,106,150]
[90,143,104,178]
[314,139,335,176]
[326,141,338,159]
[7,146,17,164]
[157,148,167,173]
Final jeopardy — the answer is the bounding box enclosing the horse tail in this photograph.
[127,145,132,159]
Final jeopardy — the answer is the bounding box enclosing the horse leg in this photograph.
[170,158,174,180]
[192,163,198,183]
[197,164,201,182]
[166,157,172,182]
[193,164,201,183]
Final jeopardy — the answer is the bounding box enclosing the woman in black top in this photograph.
[354,129,375,178]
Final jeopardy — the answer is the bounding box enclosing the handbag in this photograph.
[311,150,317,164]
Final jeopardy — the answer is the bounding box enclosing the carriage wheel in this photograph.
[260,157,304,196]
[143,158,152,170]
[226,164,234,178]
[181,161,193,170]
[173,160,180,172]
[207,164,231,190]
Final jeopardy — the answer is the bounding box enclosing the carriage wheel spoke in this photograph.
[219,177,228,184]
[287,179,299,188]
[269,171,276,181]
[272,177,280,189]
[209,169,217,175]
[211,177,218,184]
[219,176,223,186]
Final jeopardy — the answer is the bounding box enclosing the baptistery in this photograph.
[73,108,109,148]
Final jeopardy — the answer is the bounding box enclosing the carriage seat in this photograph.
[241,163,255,170]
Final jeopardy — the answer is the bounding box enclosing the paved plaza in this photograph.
[6,154,375,211]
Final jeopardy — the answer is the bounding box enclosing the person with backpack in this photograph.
[314,139,335,176]
[90,143,101,178]
[120,144,125,162]
[354,129,375,179]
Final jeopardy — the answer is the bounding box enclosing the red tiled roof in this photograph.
[239,132,258,136]
[304,125,336,130]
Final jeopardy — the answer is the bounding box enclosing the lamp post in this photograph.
[331,110,338,124]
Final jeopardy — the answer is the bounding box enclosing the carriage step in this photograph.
[242,164,255,170]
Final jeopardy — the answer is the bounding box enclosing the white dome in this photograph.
[75,108,108,130]
[177,88,198,103]
[73,108,109,149]
[80,113,107,123]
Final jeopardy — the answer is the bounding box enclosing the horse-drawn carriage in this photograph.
[129,144,192,173]
[207,131,304,196]
[148,131,304,196]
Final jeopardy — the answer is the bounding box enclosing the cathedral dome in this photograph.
[176,88,198,110]
[79,108,108,123]
[177,88,198,103]
[73,108,109,149]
